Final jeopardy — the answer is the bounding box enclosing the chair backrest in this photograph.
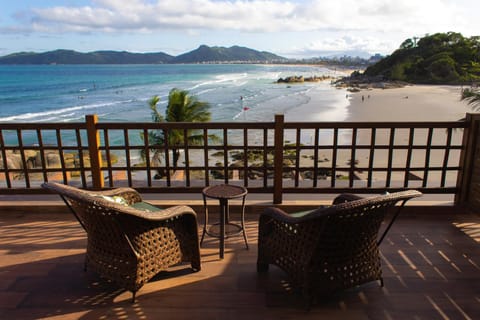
[310,190,421,264]
[42,182,137,256]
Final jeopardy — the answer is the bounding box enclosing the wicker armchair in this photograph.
[257,190,422,304]
[42,182,201,302]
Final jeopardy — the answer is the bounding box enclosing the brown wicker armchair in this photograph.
[42,182,201,302]
[257,190,422,304]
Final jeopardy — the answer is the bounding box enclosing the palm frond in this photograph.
[149,95,165,123]
[461,88,480,111]
[186,134,205,146]
[147,88,217,167]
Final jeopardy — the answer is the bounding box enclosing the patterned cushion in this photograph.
[130,201,162,212]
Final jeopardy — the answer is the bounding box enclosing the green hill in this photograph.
[172,45,287,63]
[0,46,287,65]
[0,49,174,64]
[363,32,480,84]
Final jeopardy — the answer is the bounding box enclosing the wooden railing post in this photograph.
[456,113,480,208]
[273,114,284,204]
[86,114,104,189]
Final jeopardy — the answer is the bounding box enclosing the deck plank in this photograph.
[0,210,479,319]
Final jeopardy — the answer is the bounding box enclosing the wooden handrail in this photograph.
[0,113,472,206]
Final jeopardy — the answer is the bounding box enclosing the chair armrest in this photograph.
[258,207,327,267]
[117,205,200,263]
[332,193,364,204]
[261,206,335,224]
[261,207,302,224]
[121,205,197,221]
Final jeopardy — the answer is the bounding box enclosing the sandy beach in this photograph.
[346,85,471,121]
[281,83,472,194]
[329,84,472,190]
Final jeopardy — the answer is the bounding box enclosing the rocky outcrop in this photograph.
[334,73,408,90]
[276,75,332,84]
[0,149,116,180]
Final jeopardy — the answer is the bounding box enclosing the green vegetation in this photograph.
[0,49,173,64]
[0,45,286,64]
[461,87,480,111]
[172,45,286,63]
[364,32,480,84]
[142,89,213,175]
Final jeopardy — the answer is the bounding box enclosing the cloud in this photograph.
[2,0,476,56]
[13,0,470,35]
[27,0,295,33]
[293,0,466,34]
[286,35,397,58]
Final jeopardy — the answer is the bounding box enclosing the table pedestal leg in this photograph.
[241,195,249,249]
[219,199,227,259]
[200,194,208,246]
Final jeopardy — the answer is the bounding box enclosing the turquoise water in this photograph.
[0,64,348,123]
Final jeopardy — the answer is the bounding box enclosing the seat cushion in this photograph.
[289,210,314,218]
[130,201,162,212]
[289,205,328,218]
[90,194,129,206]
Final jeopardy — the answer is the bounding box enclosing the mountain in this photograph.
[0,46,287,64]
[172,45,287,63]
[0,49,174,64]
[363,32,480,84]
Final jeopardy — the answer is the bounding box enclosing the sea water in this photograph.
[0,64,349,123]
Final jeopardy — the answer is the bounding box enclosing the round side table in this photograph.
[201,184,249,259]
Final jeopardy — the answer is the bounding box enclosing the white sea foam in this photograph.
[0,100,133,122]
[37,112,78,122]
[214,73,248,82]
[232,111,244,120]
[0,106,84,122]
[0,64,344,124]
[189,72,249,91]
[196,88,217,96]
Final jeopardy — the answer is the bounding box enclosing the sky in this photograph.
[0,0,479,59]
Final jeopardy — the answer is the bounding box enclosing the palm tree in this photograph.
[143,88,213,175]
[461,87,480,111]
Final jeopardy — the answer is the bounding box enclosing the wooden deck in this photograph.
[1,207,479,319]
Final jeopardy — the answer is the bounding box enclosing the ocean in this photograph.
[0,64,349,124]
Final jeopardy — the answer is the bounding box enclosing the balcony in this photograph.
[1,114,480,318]
[1,206,479,319]
[0,114,476,201]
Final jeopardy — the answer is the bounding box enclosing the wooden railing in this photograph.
[1,113,477,205]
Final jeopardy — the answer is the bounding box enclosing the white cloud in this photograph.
[292,0,467,34]
[30,0,297,32]
[285,34,398,58]
[24,0,472,34]
[3,0,478,55]
[311,36,392,52]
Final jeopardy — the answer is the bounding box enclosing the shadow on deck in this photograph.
[0,206,479,319]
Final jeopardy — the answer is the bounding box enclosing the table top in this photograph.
[202,184,248,200]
